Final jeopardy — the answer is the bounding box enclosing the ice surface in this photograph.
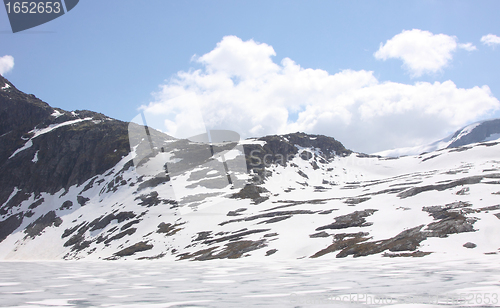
[0,256,499,307]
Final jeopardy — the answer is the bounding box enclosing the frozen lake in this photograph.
[0,255,499,307]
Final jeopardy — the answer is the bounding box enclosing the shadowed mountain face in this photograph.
[0,75,130,207]
[1,75,500,261]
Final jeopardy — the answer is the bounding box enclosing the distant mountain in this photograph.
[1,75,500,261]
[375,119,500,157]
[447,119,500,147]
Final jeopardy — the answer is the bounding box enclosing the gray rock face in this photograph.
[447,119,500,148]
[24,210,62,238]
[243,132,351,174]
[463,242,477,249]
[0,75,131,207]
[315,209,378,231]
[422,201,478,237]
[310,199,486,259]
[0,213,23,242]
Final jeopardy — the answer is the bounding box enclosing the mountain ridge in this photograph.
[0,75,131,204]
[1,76,500,261]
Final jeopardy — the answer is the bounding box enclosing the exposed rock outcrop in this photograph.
[0,75,131,207]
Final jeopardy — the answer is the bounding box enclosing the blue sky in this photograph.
[1,1,500,153]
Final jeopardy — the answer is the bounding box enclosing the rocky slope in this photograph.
[1,76,500,261]
[0,75,130,208]
[446,118,500,148]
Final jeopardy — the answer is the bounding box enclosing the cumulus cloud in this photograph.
[0,55,14,75]
[374,29,475,77]
[481,34,500,47]
[139,36,499,153]
[196,36,280,79]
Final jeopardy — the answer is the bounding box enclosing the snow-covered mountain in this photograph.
[375,119,500,157]
[1,75,500,261]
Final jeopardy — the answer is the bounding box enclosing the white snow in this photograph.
[0,282,20,286]
[32,150,39,163]
[374,142,444,157]
[31,117,93,139]
[8,139,33,159]
[454,122,481,140]
[1,83,11,90]
[239,138,266,146]
[8,118,93,159]
[375,122,483,157]
[0,256,499,307]
[50,110,64,118]
[485,133,500,142]
[215,148,242,161]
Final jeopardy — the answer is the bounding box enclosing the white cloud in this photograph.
[196,36,279,79]
[458,42,477,51]
[140,36,500,153]
[0,55,14,75]
[481,34,500,47]
[374,29,471,77]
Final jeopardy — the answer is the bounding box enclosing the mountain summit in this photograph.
[1,76,500,260]
[0,75,130,208]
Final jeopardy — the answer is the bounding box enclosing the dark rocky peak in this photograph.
[276,132,351,158]
[447,119,500,148]
[0,76,131,208]
[0,75,114,136]
[244,132,351,171]
[0,75,55,135]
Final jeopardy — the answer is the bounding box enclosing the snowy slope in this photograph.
[375,119,500,157]
[1,131,500,261]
